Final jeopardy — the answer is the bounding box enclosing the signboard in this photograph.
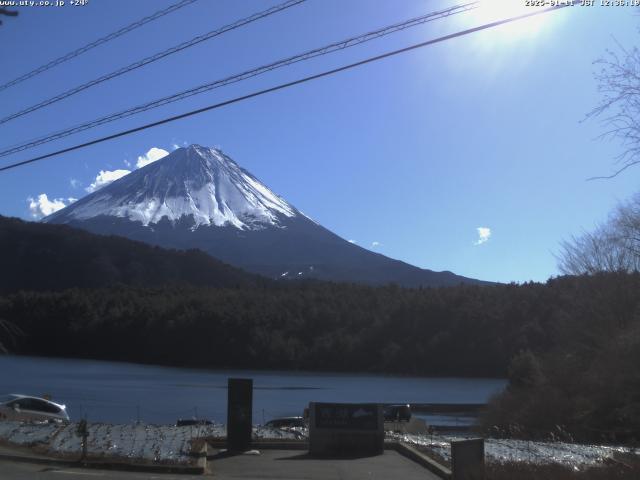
[309,402,383,456]
[452,438,485,480]
[227,378,253,452]
[314,403,379,430]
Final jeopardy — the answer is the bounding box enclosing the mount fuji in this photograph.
[45,145,484,287]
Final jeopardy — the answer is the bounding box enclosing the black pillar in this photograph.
[227,378,253,452]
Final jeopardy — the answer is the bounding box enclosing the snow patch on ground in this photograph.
[0,421,59,447]
[0,422,301,464]
[389,432,640,468]
[6,420,635,469]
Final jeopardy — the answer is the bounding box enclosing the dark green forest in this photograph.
[0,216,262,293]
[479,273,640,442]
[2,216,640,441]
[2,273,639,441]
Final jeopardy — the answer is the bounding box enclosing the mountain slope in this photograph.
[45,145,486,287]
[0,215,262,294]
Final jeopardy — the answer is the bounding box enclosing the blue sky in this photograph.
[0,0,638,283]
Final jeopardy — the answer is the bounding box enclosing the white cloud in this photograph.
[85,169,131,193]
[136,147,169,169]
[371,241,381,248]
[474,227,492,245]
[27,194,77,219]
[69,178,80,189]
[82,147,167,196]
[348,239,357,244]
[171,141,189,150]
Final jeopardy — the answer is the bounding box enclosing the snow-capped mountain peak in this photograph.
[42,143,487,287]
[45,145,298,229]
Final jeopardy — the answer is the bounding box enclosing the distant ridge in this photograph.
[0,215,262,294]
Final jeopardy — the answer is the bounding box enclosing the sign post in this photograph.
[451,438,485,480]
[75,419,88,462]
[309,402,383,457]
[227,378,253,452]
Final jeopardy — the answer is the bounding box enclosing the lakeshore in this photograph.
[0,355,505,425]
[0,420,638,471]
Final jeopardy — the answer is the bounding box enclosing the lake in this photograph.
[0,355,505,426]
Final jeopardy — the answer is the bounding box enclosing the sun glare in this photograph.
[464,0,551,40]
[430,0,568,79]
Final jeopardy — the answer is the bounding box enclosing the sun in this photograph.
[432,0,568,76]
[463,0,552,40]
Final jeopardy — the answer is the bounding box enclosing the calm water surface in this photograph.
[0,355,505,425]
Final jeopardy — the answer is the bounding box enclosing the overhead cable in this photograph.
[0,0,306,125]
[0,0,199,92]
[0,2,477,158]
[0,4,570,173]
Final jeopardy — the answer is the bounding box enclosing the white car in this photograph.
[0,394,70,423]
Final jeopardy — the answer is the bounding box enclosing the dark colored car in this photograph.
[264,416,306,429]
[176,418,214,427]
[383,404,411,422]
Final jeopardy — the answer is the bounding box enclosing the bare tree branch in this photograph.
[557,194,640,274]
[0,319,22,354]
[587,38,640,177]
[587,160,640,180]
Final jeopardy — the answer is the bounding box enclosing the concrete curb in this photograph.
[0,445,207,475]
[385,441,452,479]
[0,452,80,468]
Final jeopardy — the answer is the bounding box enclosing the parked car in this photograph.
[176,418,214,427]
[383,404,412,422]
[0,394,70,423]
[264,416,306,429]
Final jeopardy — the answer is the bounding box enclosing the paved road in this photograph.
[209,449,442,479]
[0,449,443,479]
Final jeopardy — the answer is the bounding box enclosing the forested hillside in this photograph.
[0,216,262,293]
[479,272,640,442]
[2,273,638,378]
[2,214,639,441]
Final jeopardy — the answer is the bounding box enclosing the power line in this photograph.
[0,0,306,125]
[0,0,199,93]
[0,2,478,158]
[0,4,570,174]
